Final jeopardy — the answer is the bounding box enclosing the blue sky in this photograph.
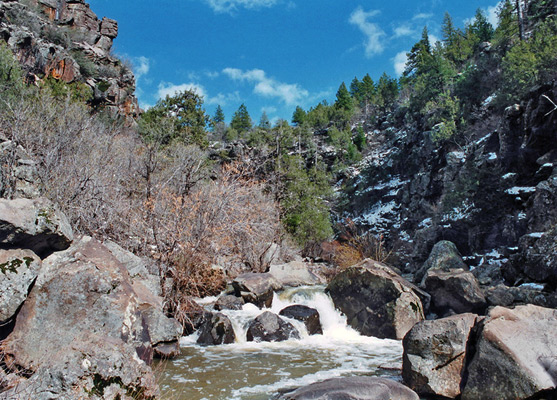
[87,0,501,124]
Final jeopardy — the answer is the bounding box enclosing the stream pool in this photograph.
[156,286,403,400]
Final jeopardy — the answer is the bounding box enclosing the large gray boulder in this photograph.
[403,313,478,398]
[0,249,41,324]
[214,294,245,311]
[326,260,425,339]
[269,260,324,287]
[415,240,468,284]
[461,305,557,400]
[196,312,236,346]
[247,311,300,342]
[280,377,419,400]
[1,237,159,399]
[0,197,73,258]
[422,269,487,316]
[232,272,282,308]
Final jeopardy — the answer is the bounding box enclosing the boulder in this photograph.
[508,229,557,287]
[485,284,557,309]
[403,313,478,398]
[247,311,300,342]
[415,240,468,285]
[269,260,324,287]
[100,17,118,38]
[196,312,236,346]
[142,307,182,347]
[422,269,487,316]
[279,305,322,335]
[0,249,41,324]
[232,272,282,308]
[214,294,245,311]
[461,305,557,400]
[326,260,425,339]
[280,377,419,400]
[153,342,181,359]
[0,197,73,258]
[1,236,158,399]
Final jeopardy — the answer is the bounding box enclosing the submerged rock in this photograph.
[197,312,236,346]
[232,272,282,308]
[280,376,419,400]
[461,305,557,400]
[403,313,478,398]
[247,311,300,342]
[326,259,424,339]
[280,305,323,335]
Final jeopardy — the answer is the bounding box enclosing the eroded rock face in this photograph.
[462,305,557,400]
[196,312,236,346]
[247,311,300,342]
[1,236,159,399]
[232,272,282,308]
[0,197,73,258]
[279,305,322,335]
[403,313,478,398]
[423,269,487,316]
[0,249,41,324]
[326,260,424,339]
[280,377,419,400]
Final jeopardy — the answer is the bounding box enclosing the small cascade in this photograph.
[159,286,403,400]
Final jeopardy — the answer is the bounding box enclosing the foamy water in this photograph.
[157,286,403,400]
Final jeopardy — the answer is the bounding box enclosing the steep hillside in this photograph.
[0,0,138,121]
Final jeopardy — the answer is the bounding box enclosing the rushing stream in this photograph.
[156,286,403,400]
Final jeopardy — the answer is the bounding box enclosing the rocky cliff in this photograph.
[0,0,139,121]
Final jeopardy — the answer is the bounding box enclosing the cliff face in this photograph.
[0,0,138,121]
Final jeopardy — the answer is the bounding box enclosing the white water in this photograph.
[157,286,403,400]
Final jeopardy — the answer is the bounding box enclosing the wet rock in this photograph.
[197,312,236,346]
[153,341,181,359]
[232,272,282,308]
[247,311,300,342]
[415,240,468,285]
[403,313,478,398]
[1,236,158,399]
[280,376,419,400]
[461,305,557,400]
[422,269,487,316]
[214,294,245,311]
[269,260,324,287]
[0,197,73,258]
[326,259,425,340]
[279,305,322,335]
[0,249,41,324]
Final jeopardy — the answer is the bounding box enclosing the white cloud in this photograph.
[486,2,502,28]
[133,56,150,80]
[261,106,277,114]
[393,51,408,76]
[393,23,415,38]
[157,82,238,106]
[205,0,279,14]
[429,33,441,46]
[349,7,386,58]
[413,13,433,20]
[222,67,308,105]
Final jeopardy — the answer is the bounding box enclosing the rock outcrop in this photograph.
[246,311,300,342]
[280,377,419,400]
[326,259,425,339]
[269,260,324,287]
[0,0,139,122]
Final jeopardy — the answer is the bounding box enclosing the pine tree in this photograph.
[230,103,252,133]
[405,26,432,77]
[259,111,271,129]
[469,8,494,43]
[335,82,354,113]
[349,77,362,104]
[292,106,307,126]
[213,105,225,125]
